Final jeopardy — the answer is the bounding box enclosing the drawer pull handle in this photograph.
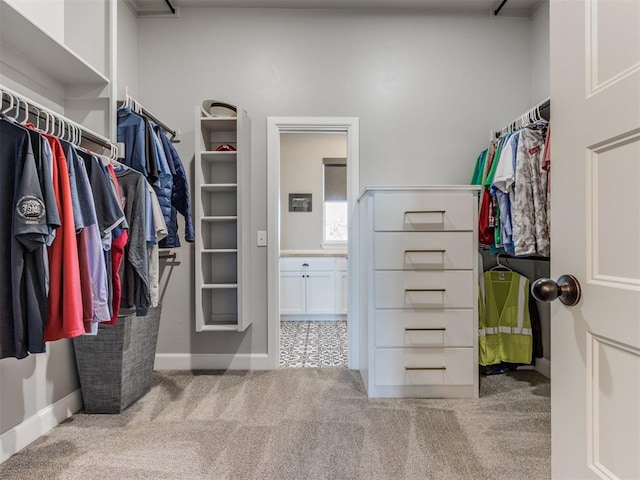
[404,289,446,293]
[404,249,446,254]
[405,366,446,371]
[405,327,446,331]
[404,210,446,215]
[302,263,309,267]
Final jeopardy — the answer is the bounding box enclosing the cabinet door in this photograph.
[305,272,335,314]
[280,272,306,314]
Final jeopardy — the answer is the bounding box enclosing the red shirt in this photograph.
[42,133,85,341]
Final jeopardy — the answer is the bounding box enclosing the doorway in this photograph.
[266,117,360,370]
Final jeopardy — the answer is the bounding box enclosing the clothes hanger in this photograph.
[490,252,513,272]
[2,91,15,115]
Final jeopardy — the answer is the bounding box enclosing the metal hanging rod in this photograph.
[494,0,509,16]
[119,91,179,142]
[0,84,116,152]
[164,0,176,14]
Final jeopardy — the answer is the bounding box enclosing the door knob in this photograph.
[531,275,582,306]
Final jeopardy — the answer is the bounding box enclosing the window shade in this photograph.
[323,158,347,202]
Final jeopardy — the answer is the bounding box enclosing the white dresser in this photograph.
[357,186,480,398]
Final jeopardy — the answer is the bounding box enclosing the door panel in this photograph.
[551,0,640,478]
[586,334,640,479]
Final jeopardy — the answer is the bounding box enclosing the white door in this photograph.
[550,0,640,478]
[305,272,335,314]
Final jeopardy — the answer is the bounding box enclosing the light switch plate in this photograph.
[257,230,267,247]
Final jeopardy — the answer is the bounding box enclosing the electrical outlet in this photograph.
[257,230,267,247]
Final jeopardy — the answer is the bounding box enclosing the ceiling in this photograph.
[132,0,545,16]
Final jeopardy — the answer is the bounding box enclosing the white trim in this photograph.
[1,389,82,464]
[267,116,360,371]
[535,357,551,378]
[154,353,271,370]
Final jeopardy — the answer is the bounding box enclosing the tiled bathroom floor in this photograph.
[279,321,347,368]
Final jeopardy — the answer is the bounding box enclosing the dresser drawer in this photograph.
[375,232,474,270]
[375,310,474,347]
[374,271,474,309]
[374,193,474,232]
[280,257,335,272]
[374,348,474,386]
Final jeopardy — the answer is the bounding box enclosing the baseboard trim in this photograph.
[1,389,82,464]
[535,357,551,378]
[154,353,272,370]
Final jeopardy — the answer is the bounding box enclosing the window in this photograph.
[323,158,347,244]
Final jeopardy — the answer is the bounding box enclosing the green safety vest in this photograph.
[478,271,533,366]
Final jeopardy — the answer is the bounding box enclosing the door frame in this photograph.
[267,117,360,370]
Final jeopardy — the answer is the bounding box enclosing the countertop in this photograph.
[280,250,347,258]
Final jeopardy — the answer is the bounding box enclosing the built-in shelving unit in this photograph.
[194,103,252,332]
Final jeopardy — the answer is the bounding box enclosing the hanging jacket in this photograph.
[156,127,194,247]
[117,108,148,178]
[147,120,173,229]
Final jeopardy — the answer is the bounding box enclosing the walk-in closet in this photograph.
[2,0,639,478]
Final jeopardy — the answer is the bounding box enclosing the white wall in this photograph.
[64,0,109,77]
[138,7,535,356]
[280,133,347,251]
[117,0,139,99]
[4,0,65,43]
[531,0,550,103]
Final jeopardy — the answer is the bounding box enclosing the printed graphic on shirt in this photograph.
[16,195,45,224]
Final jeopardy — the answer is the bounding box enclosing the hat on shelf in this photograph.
[215,143,236,152]
[201,100,237,118]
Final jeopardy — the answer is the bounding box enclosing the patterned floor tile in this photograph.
[280,321,347,368]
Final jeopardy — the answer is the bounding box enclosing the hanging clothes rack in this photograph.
[0,84,116,151]
[496,97,550,138]
[118,91,179,143]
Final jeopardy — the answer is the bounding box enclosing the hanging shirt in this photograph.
[105,164,128,324]
[0,120,51,359]
[39,132,85,342]
[116,167,151,316]
[512,127,549,257]
[491,132,520,255]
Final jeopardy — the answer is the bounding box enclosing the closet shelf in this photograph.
[201,216,238,222]
[201,184,237,192]
[201,249,238,253]
[0,2,109,85]
[200,117,237,132]
[200,322,240,332]
[200,151,237,163]
[201,284,238,289]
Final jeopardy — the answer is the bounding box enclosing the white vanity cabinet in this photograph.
[280,256,347,319]
[357,187,480,398]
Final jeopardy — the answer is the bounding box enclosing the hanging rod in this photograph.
[118,93,179,142]
[496,97,550,138]
[0,84,116,151]
[494,0,509,16]
[164,0,176,14]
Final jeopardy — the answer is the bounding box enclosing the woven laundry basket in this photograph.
[73,307,161,414]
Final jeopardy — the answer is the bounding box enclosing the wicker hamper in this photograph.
[73,307,161,414]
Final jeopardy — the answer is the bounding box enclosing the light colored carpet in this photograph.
[0,368,550,480]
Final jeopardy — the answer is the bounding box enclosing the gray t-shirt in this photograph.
[115,167,150,316]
